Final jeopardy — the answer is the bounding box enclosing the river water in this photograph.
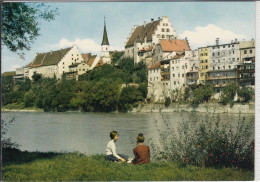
[2,111,254,157]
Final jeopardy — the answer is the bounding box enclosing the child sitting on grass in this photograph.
[132,133,150,165]
[105,131,128,162]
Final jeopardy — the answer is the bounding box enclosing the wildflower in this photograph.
[210,154,213,156]
[216,159,218,162]
[232,160,235,163]
[215,156,218,159]
[197,144,200,147]
[223,152,225,155]
[206,158,208,160]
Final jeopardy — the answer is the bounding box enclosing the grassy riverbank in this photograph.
[2,148,254,181]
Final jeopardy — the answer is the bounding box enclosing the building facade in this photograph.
[124,16,178,64]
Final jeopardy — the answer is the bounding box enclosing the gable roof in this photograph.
[2,71,16,77]
[27,47,72,68]
[148,61,161,70]
[82,53,91,62]
[160,39,190,52]
[87,55,97,66]
[95,59,104,68]
[125,20,160,48]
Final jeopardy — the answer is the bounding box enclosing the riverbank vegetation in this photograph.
[2,148,254,181]
[2,58,147,112]
[149,113,254,170]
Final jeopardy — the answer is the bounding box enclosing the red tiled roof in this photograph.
[95,59,104,68]
[148,61,160,70]
[160,39,190,52]
[82,53,91,62]
[139,46,153,52]
[172,53,185,60]
[87,55,97,66]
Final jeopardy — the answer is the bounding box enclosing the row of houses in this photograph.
[13,18,112,81]
[7,16,255,103]
[146,39,255,102]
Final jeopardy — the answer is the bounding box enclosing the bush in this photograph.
[193,84,214,104]
[220,83,238,105]
[149,113,254,169]
[164,97,171,107]
[238,86,254,102]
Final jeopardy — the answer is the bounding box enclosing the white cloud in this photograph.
[54,38,124,55]
[9,64,21,71]
[179,24,246,49]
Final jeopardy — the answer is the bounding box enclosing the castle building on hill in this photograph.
[124,16,178,64]
[20,45,83,80]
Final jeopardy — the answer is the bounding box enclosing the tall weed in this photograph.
[149,112,254,169]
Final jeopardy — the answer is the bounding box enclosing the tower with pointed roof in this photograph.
[101,17,111,64]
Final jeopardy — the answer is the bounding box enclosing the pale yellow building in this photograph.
[198,47,209,84]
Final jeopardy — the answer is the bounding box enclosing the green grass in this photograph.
[2,149,254,181]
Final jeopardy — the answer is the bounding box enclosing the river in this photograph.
[2,111,254,158]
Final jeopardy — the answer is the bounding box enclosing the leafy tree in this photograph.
[119,86,143,111]
[164,97,171,107]
[2,3,58,57]
[134,60,147,83]
[238,87,254,102]
[32,72,42,82]
[111,51,124,64]
[184,87,190,101]
[117,57,135,75]
[138,83,148,99]
[24,89,36,107]
[193,84,214,104]
[220,83,239,105]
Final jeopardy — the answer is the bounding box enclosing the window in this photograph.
[162,35,165,38]
[161,28,165,32]
[72,54,73,56]
[163,23,165,26]
[250,50,253,53]
[205,66,208,69]
[172,67,174,71]
[223,45,225,48]
[218,52,220,56]
[178,74,180,77]
[228,45,230,48]
[204,53,208,56]
[237,58,239,61]
[182,65,184,69]
[232,45,234,47]
[229,66,231,69]
[166,23,168,26]
[157,34,160,38]
[212,53,215,56]
[244,50,247,54]
[174,81,176,85]
[233,51,234,54]
[200,73,203,76]
[218,67,220,70]
[182,74,184,77]
[63,62,64,65]
[232,58,235,61]
[223,66,225,69]
[213,60,215,63]
[150,78,152,81]
[157,77,159,80]
[213,66,215,70]
[166,29,169,32]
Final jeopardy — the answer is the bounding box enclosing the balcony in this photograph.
[207,76,236,80]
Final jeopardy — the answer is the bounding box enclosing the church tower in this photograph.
[101,17,111,64]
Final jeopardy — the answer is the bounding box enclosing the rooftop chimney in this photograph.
[216,38,219,45]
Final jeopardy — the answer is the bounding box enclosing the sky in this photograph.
[1,1,256,73]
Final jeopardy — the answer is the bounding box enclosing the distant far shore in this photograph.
[1,102,255,114]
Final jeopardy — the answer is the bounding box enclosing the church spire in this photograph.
[101,17,109,46]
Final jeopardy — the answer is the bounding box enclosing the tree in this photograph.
[32,72,42,82]
[220,83,239,105]
[2,3,58,58]
[238,87,254,102]
[119,86,143,111]
[164,97,171,107]
[193,84,214,104]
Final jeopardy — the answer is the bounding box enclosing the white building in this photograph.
[124,16,178,64]
[22,45,83,80]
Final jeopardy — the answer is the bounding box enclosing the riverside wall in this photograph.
[131,102,255,114]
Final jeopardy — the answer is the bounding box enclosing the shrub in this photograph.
[164,97,171,107]
[149,113,254,169]
[238,86,254,102]
[220,83,238,105]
